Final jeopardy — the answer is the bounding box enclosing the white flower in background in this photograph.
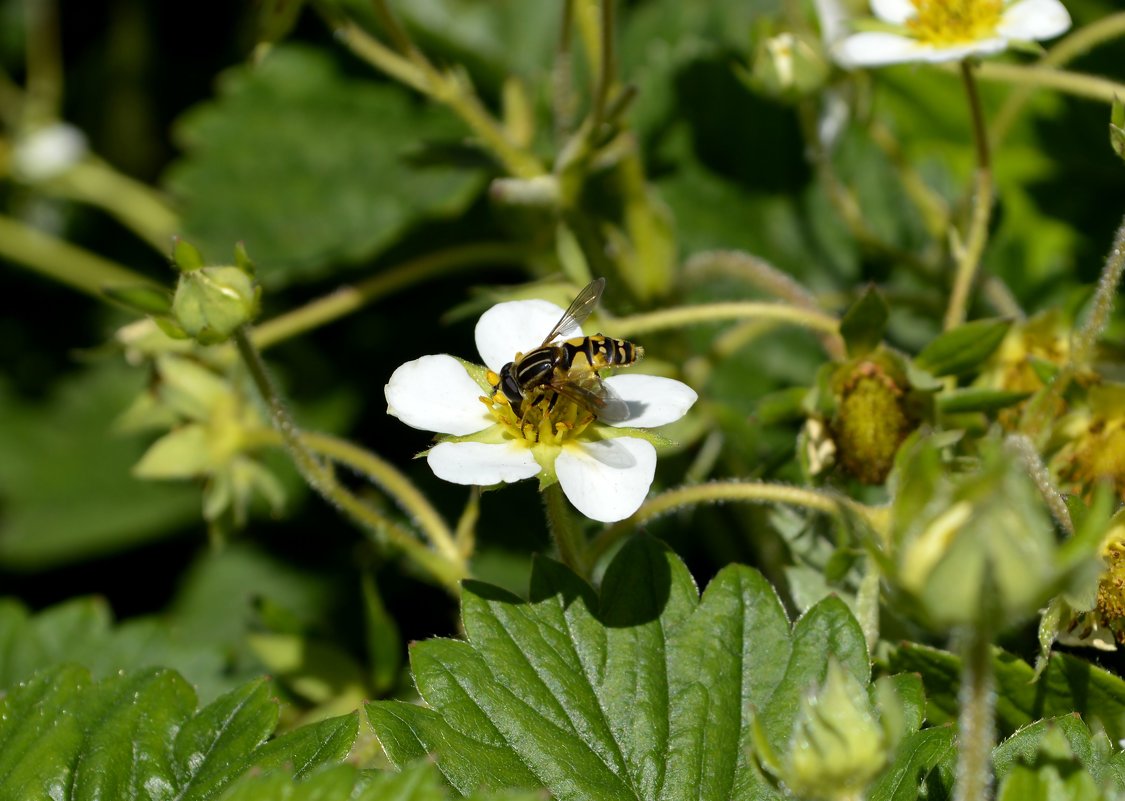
[11,122,88,182]
[832,0,1071,68]
[385,297,697,523]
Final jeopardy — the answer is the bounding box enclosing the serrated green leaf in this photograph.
[887,643,1125,742]
[993,716,1100,784]
[165,44,482,286]
[840,286,889,359]
[217,759,548,801]
[0,365,199,569]
[914,319,1012,378]
[0,667,357,800]
[367,535,868,800]
[0,597,235,702]
[867,726,956,801]
[938,388,1032,414]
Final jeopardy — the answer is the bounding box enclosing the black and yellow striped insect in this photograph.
[490,278,643,423]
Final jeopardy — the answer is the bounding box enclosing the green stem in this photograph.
[606,301,841,345]
[588,480,884,564]
[233,327,466,592]
[967,61,1125,105]
[944,61,993,332]
[300,430,461,564]
[1072,212,1125,368]
[590,0,616,131]
[953,621,996,801]
[682,249,846,360]
[22,0,63,124]
[553,0,576,142]
[1005,433,1073,537]
[544,483,588,575]
[1020,214,1125,442]
[992,13,1125,146]
[0,212,161,298]
[252,242,530,350]
[332,15,543,179]
[45,159,180,252]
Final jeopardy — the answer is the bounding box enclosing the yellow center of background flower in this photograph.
[907,0,1003,45]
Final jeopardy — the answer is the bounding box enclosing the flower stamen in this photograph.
[906,0,1003,45]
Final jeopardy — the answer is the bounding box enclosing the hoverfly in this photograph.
[490,278,642,424]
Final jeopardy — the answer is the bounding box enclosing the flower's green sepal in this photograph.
[171,236,206,272]
[1110,97,1125,162]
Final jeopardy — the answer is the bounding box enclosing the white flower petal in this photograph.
[385,354,492,436]
[556,437,656,522]
[427,441,540,485]
[869,0,915,25]
[834,31,1005,67]
[998,0,1071,41]
[833,31,925,67]
[474,299,578,373]
[603,374,698,429]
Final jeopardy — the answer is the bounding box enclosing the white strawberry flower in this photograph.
[832,0,1071,68]
[385,297,697,523]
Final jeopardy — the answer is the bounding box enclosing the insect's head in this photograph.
[496,362,523,406]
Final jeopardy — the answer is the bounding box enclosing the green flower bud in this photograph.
[781,660,887,800]
[741,30,829,102]
[172,264,260,344]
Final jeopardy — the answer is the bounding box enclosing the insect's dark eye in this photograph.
[500,363,523,405]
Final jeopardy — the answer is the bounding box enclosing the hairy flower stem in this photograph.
[607,301,841,348]
[589,480,885,564]
[1021,214,1125,441]
[252,242,530,350]
[544,483,589,576]
[233,327,467,592]
[954,621,996,801]
[590,0,616,132]
[992,13,1125,146]
[1006,434,1073,536]
[944,61,993,332]
[0,212,160,298]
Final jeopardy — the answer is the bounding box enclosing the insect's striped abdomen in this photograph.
[559,335,642,371]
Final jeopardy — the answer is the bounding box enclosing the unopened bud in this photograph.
[744,31,829,102]
[172,264,260,344]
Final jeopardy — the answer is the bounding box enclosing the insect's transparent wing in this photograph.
[550,369,630,423]
[540,277,605,346]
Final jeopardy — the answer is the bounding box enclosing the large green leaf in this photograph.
[887,642,1125,742]
[367,535,869,800]
[219,759,545,801]
[0,666,357,800]
[165,45,482,286]
[0,596,232,701]
[0,365,199,569]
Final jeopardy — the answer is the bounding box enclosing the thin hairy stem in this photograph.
[553,0,576,141]
[233,327,466,592]
[1006,434,1073,536]
[252,242,530,350]
[46,159,180,252]
[1021,215,1125,441]
[944,62,993,332]
[0,213,160,298]
[992,13,1125,146]
[682,249,846,360]
[589,480,882,564]
[590,0,616,131]
[606,301,842,350]
[544,483,589,576]
[953,622,996,801]
[967,61,1125,105]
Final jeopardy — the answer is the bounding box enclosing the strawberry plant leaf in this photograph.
[367,535,869,801]
[0,665,358,800]
[165,44,482,287]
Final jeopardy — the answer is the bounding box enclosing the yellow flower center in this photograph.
[906,0,1004,45]
[481,380,596,446]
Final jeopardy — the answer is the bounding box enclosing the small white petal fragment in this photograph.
[385,354,492,436]
[474,299,576,373]
[556,437,656,523]
[998,0,1071,41]
[427,441,540,485]
[869,0,915,25]
[12,123,88,182]
[833,31,925,67]
[603,374,698,429]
